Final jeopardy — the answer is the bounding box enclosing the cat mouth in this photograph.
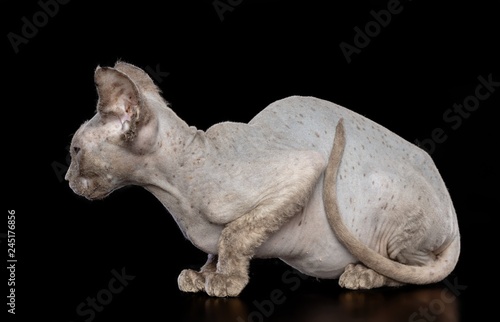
[69,177,111,200]
[86,190,112,200]
[84,186,112,200]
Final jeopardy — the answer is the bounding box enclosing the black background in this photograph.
[4,0,498,321]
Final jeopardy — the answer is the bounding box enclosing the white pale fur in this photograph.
[66,63,459,296]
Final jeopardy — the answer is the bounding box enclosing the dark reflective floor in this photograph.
[181,281,460,322]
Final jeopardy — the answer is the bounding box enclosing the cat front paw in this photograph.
[178,269,205,293]
[204,272,248,297]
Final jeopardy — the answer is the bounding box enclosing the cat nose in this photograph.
[73,146,81,155]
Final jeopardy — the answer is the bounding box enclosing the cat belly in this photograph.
[256,182,355,279]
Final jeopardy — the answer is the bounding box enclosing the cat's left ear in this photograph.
[94,66,150,140]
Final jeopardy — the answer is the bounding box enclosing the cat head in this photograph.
[65,62,162,200]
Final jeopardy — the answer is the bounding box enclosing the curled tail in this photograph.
[323,118,460,285]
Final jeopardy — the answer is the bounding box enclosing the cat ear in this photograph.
[113,61,160,94]
[94,66,152,140]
